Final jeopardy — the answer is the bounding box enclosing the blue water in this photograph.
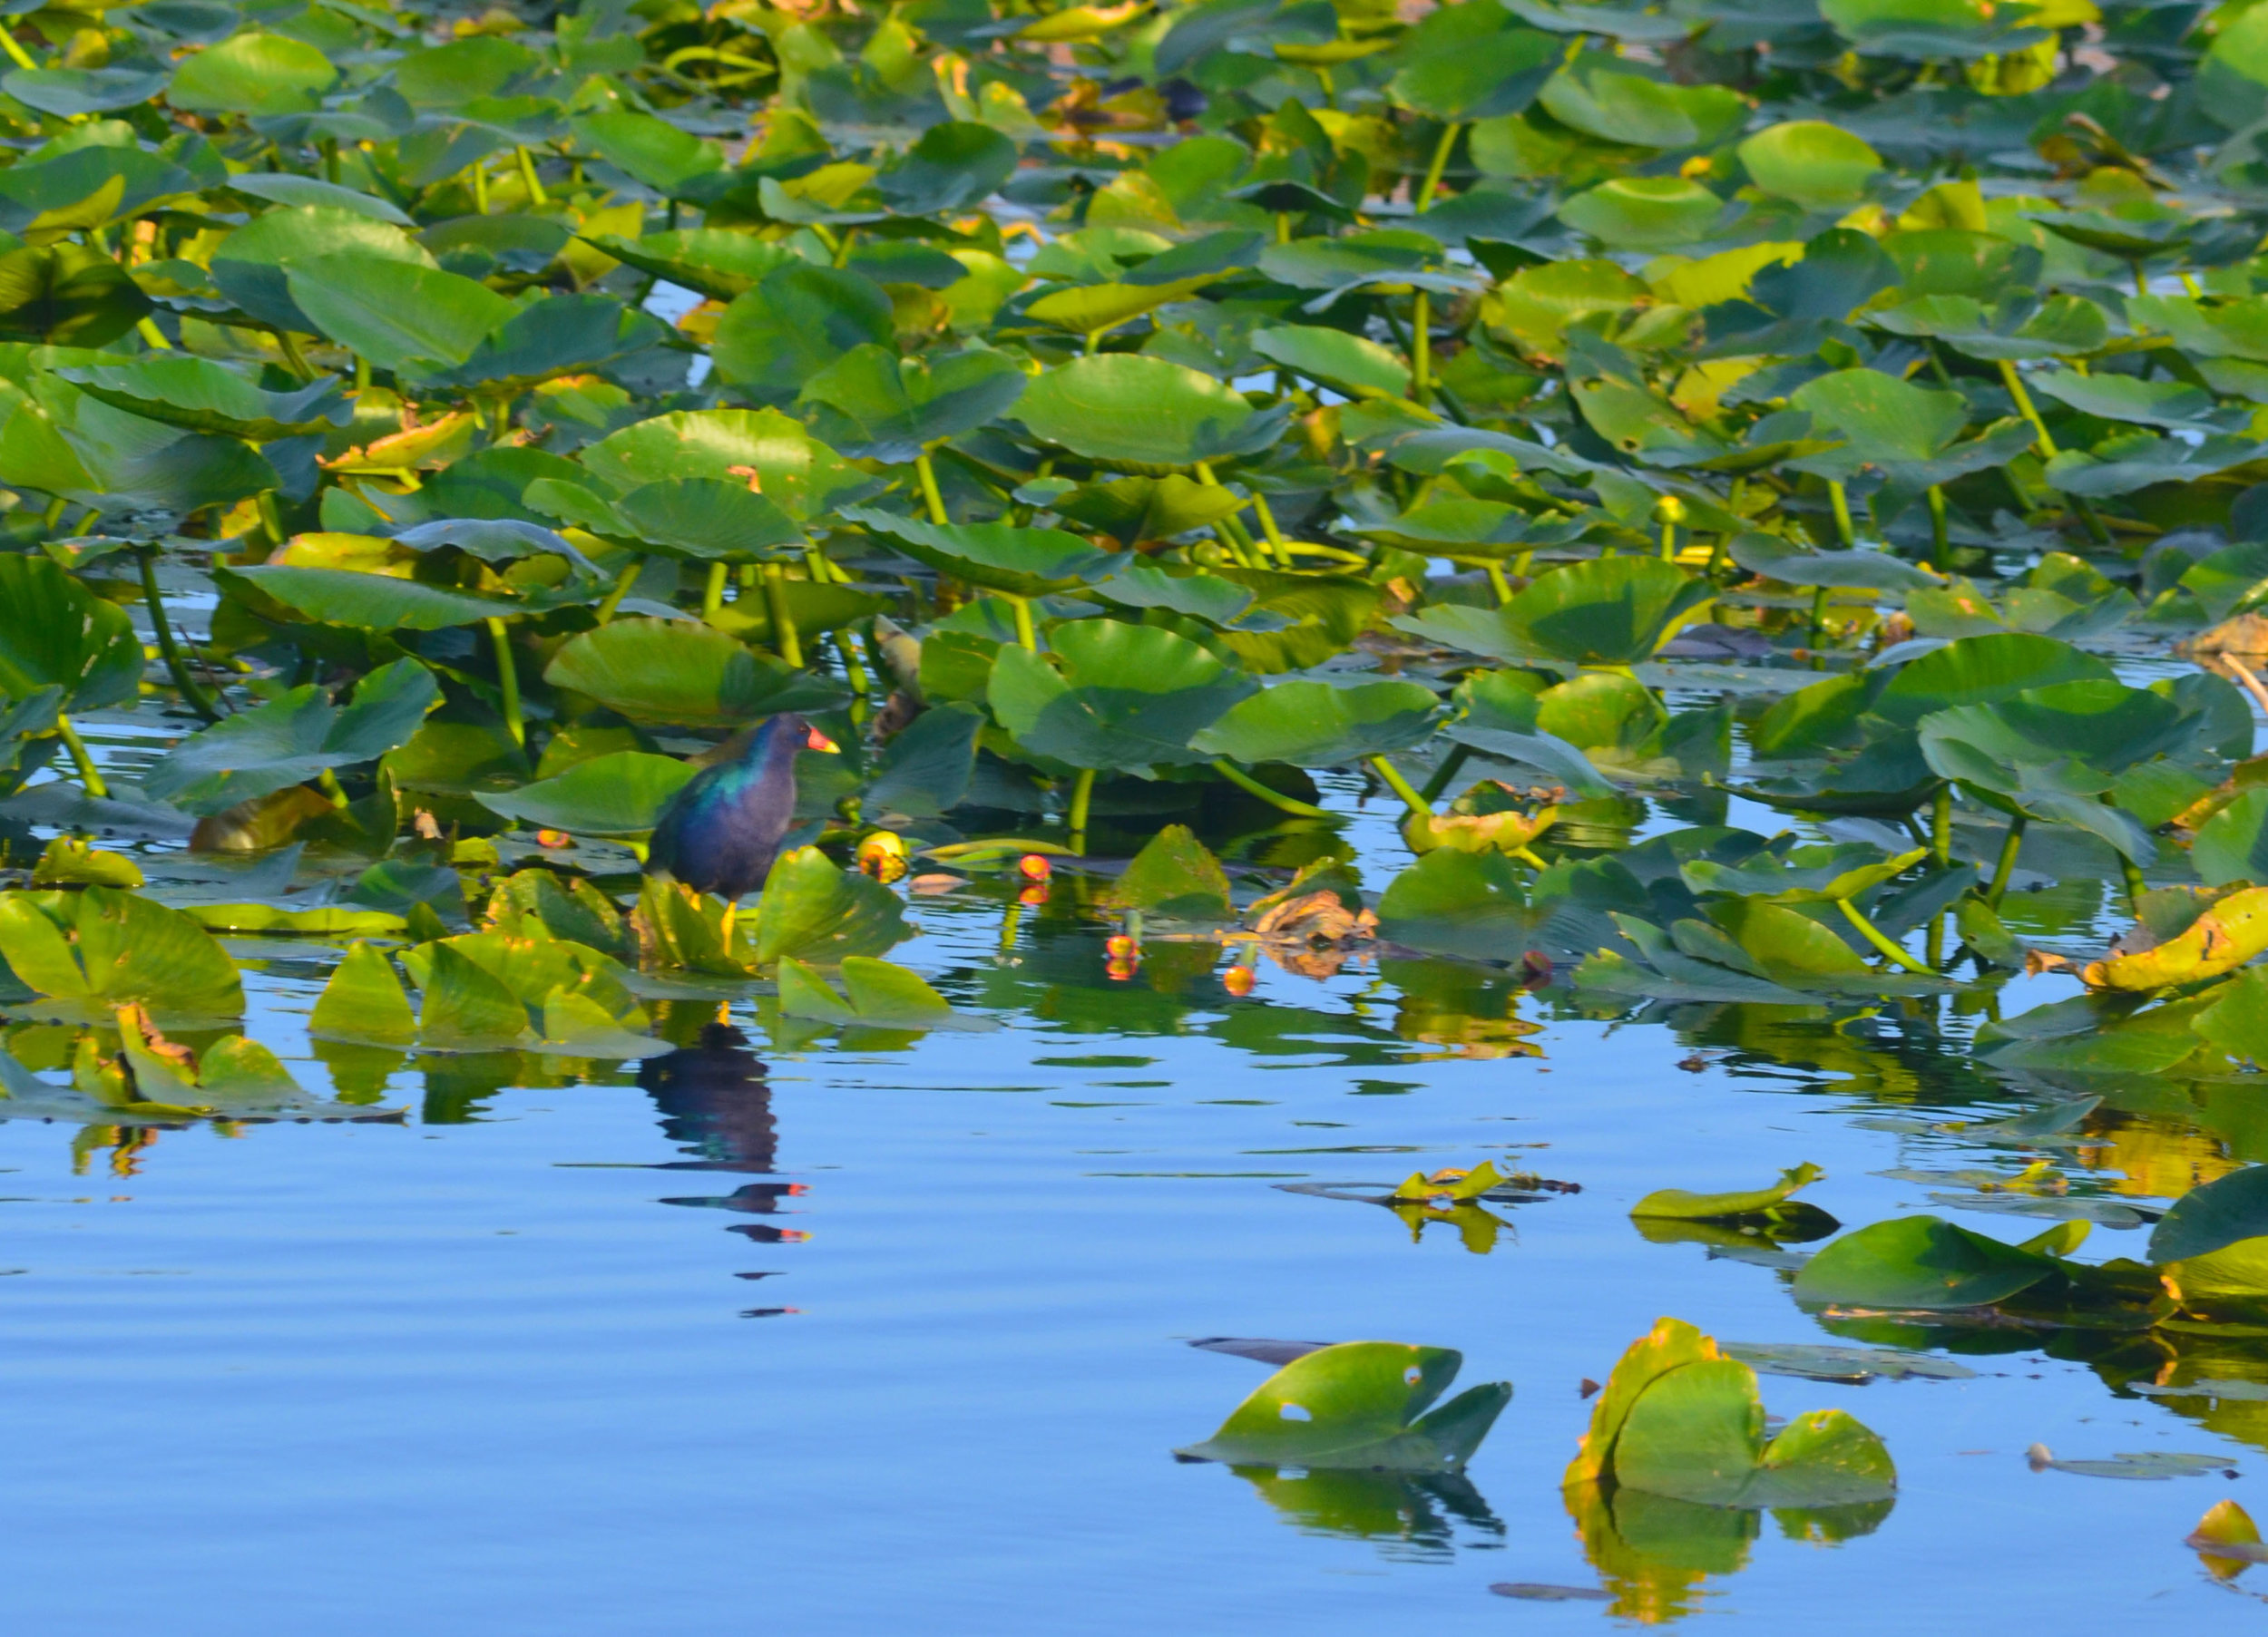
[3,872,2263,1633]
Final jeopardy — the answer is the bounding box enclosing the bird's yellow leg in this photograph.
[718,899,737,953]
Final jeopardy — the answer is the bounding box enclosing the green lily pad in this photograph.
[1175,1340,1512,1471]
[987,619,1257,771]
[1791,1215,2061,1310]
[777,954,996,1031]
[1632,1162,1828,1222]
[1191,679,1438,766]
[1394,555,1714,668]
[143,658,440,816]
[0,887,242,1022]
[1016,353,1276,469]
[475,751,697,839]
[543,618,846,727]
[844,506,1118,598]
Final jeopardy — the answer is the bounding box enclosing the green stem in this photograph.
[1931,783,1950,869]
[484,618,523,747]
[317,767,350,810]
[1247,489,1294,569]
[1420,742,1472,804]
[472,161,489,215]
[1003,593,1037,652]
[702,560,728,620]
[1987,814,2027,906]
[514,145,547,208]
[764,563,802,667]
[54,715,106,800]
[2119,852,2146,914]
[914,448,949,526]
[138,549,220,723]
[595,559,640,624]
[1485,561,1513,605]
[1927,484,1950,571]
[1367,754,1432,817]
[1415,121,1460,211]
[1809,582,1830,650]
[1926,911,1946,969]
[1411,290,1431,405]
[1211,758,1330,818]
[1998,357,2107,544]
[1069,766,1095,853]
[1828,480,1856,547]
[1835,896,1934,976]
[0,24,34,70]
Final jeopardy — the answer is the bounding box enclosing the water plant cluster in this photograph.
[20,0,2268,1612]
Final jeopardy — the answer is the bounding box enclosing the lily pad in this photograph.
[1174,1340,1512,1471]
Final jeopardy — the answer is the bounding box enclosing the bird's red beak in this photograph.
[807,728,839,752]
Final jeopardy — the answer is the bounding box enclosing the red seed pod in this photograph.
[1105,933,1139,959]
[1018,853,1053,882]
[1223,965,1256,997]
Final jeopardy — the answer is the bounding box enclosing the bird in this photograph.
[645,712,816,942]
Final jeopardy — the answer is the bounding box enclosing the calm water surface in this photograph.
[4,789,2265,1632]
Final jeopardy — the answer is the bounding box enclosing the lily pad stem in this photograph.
[484,618,523,748]
[2116,849,2146,914]
[764,562,802,667]
[137,549,220,723]
[914,447,949,526]
[513,146,547,208]
[1809,582,1829,650]
[1986,814,2026,906]
[1069,766,1095,853]
[1367,754,1432,817]
[1827,481,1856,547]
[1420,742,1472,804]
[1411,291,1431,404]
[1927,484,1950,570]
[0,26,35,71]
[1931,783,1950,869]
[701,560,728,620]
[1415,122,1460,211]
[54,715,106,800]
[1999,358,2113,546]
[1246,488,1295,569]
[1211,758,1330,818]
[594,559,639,624]
[1834,896,1933,977]
[318,768,350,810]
[1003,593,1037,652]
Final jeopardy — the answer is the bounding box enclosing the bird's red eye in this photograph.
[807,728,839,752]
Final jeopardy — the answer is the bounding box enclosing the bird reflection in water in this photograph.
[636,1022,804,1317]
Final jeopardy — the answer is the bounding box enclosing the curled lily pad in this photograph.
[1631,1162,1833,1226]
[1568,1317,1896,1507]
[1175,1340,1512,1471]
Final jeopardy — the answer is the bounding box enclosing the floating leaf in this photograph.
[1175,1341,1512,1471]
[776,955,996,1031]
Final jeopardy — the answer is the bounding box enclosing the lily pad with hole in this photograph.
[1175,1340,1511,1470]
